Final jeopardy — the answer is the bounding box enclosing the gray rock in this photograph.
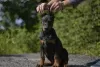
[0,53,99,67]
[91,60,100,67]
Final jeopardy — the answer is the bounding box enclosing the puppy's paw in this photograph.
[52,63,59,67]
[36,64,43,67]
[52,65,59,67]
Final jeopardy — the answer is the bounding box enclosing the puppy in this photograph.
[37,13,68,67]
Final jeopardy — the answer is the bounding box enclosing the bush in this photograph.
[0,0,100,56]
[54,0,100,56]
[0,26,40,54]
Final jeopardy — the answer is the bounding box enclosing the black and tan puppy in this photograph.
[37,12,68,67]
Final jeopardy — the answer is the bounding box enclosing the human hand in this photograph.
[36,3,49,13]
[50,1,64,12]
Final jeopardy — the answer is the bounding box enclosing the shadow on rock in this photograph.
[69,65,86,67]
[86,59,100,66]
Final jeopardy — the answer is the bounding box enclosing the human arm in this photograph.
[36,0,84,13]
[50,0,84,11]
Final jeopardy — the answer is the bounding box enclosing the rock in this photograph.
[91,60,100,67]
[0,53,99,67]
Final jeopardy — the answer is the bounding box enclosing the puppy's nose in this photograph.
[44,23,48,28]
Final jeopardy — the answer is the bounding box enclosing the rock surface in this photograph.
[0,53,99,67]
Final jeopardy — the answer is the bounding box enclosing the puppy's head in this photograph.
[41,13,54,31]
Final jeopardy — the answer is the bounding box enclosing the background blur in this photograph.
[0,0,100,56]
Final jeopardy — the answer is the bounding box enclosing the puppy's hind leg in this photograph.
[53,56,61,67]
[64,64,68,67]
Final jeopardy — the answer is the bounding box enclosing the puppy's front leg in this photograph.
[40,42,45,67]
[37,40,45,67]
[37,53,45,67]
[39,57,45,67]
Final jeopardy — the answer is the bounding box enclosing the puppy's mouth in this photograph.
[42,23,52,31]
[43,27,52,32]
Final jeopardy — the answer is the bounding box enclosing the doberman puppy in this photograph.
[37,12,68,67]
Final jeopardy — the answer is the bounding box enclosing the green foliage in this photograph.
[0,0,100,56]
[0,26,40,54]
[54,0,100,56]
[0,0,41,54]
[1,0,38,31]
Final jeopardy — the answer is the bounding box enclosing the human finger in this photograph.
[39,4,44,13]
[36,5,41,13]
[53,5,59,12]
[50,2,57,11]
[52,2,59,10]
[36,5,40,12]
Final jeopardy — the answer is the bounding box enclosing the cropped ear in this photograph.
[41,12,54,17]
[41,13,47,17]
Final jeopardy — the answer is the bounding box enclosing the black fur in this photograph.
[39,13,68,66]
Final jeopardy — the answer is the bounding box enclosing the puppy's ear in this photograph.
[41,11,53,17]
[41,13,47,17]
